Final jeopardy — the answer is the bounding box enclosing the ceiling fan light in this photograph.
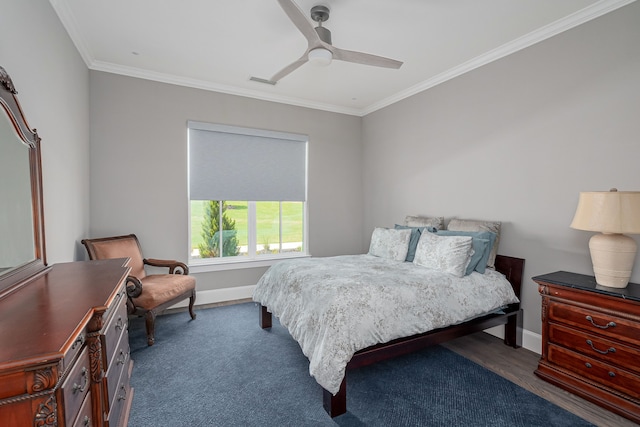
[308,48,332,66]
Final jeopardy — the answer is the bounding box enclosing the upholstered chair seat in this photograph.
[82,234,196,346]
[135,274,196,310]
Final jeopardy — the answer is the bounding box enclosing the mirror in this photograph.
[0,66,46,298]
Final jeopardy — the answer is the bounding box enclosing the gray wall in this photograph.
[88,72,363,291]
[1,0,90,264]
[362,1,640,339]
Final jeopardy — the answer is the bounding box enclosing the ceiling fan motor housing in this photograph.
[310,5,330,23]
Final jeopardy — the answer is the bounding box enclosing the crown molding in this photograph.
[88,61,363,116]
[50,0,636,118]
[361,0,637,116]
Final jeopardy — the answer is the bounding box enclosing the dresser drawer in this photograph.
[549,323,640,374]
[107,360,132,427]
[63,327,88,372]
[105,330,131,406]
[71,390,93,427]
[103,295,128,368]
[548,344,640,400]
[103,286,127,328]
[548,300,640,347]
[60,347,91,426]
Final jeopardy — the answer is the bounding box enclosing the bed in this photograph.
[253,220,524,417]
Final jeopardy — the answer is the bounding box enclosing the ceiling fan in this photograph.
[261,0,403,84]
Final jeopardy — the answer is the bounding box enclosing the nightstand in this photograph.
[533,271,640,424]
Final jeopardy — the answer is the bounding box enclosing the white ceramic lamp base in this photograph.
[589,233,637,288]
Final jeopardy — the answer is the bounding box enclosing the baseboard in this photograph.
[175,285,542,355]
[170,285,256,308]
[484,325,541,355]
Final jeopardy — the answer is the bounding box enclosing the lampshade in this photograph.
[570,188,640,288]
[570,190,640,233]
[308,48,332,66]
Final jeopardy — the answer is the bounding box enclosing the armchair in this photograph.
[81,234,196,346]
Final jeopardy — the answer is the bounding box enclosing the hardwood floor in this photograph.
[442,332,638,427]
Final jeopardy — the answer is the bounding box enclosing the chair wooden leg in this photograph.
[145,311,156,346]
[188,292,196,320]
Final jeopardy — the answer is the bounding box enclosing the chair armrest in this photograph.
[144,258,190,275]
[126,275,143,298]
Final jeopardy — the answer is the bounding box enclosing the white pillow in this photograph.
[447,218,501,268]
[368,227,411,261]
[413,232,474,277]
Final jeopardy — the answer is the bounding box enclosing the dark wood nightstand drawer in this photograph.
[60,347,91,426]
[549,323,640,374]
[548,344,640,400]
[536,271,640,424]
[548,300,640,347]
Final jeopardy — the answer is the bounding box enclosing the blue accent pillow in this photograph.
[434,230,496,274]
[394,224,437,262]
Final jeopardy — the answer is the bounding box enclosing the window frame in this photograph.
[187,122,309,271]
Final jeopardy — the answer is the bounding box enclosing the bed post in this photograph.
[323,378,347,417]
[259,304,272,329]
[494,255,525,349]
[504,307,523,348]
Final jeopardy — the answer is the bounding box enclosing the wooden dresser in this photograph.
[534,271,640,424]
[0,258,134,427]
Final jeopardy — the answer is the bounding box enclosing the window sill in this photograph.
[188,253,310,273]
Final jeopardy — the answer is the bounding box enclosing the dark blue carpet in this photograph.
[127,302,593,427]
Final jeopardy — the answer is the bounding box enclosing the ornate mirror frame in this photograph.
[0,66,47,298]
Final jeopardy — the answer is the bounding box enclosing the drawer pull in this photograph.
[72,334,85,350]
[585,315,616,329]
[83,415,91,426]
[585,363,592,368]
[586,339,616,355]
[73,367,89,394]
[115,316,125,331]
[118,384,128,401]
[116,349,129,365]
[609,371,616,378]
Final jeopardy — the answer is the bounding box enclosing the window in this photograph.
[188,121,308,268]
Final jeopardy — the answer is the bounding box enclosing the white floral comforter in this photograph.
[252,254,519,395]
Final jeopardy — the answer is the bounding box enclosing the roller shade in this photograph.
[188,121,307,201]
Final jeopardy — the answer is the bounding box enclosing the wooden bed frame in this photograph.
[257,254,525,418]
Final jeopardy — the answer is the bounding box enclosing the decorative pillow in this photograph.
[404,215,444,230]
[368,227,411,261]
[413,232,474,277]
[446,219,501,269]
[394,224,430,262]
[435,230,495,275]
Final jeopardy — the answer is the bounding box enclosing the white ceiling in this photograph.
[50,0,634,116]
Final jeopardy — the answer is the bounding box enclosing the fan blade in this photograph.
[331,47,403,69]
[270,55,309,83]
[277,0,321,46]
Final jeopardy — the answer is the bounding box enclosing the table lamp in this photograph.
[570,188,640,288]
